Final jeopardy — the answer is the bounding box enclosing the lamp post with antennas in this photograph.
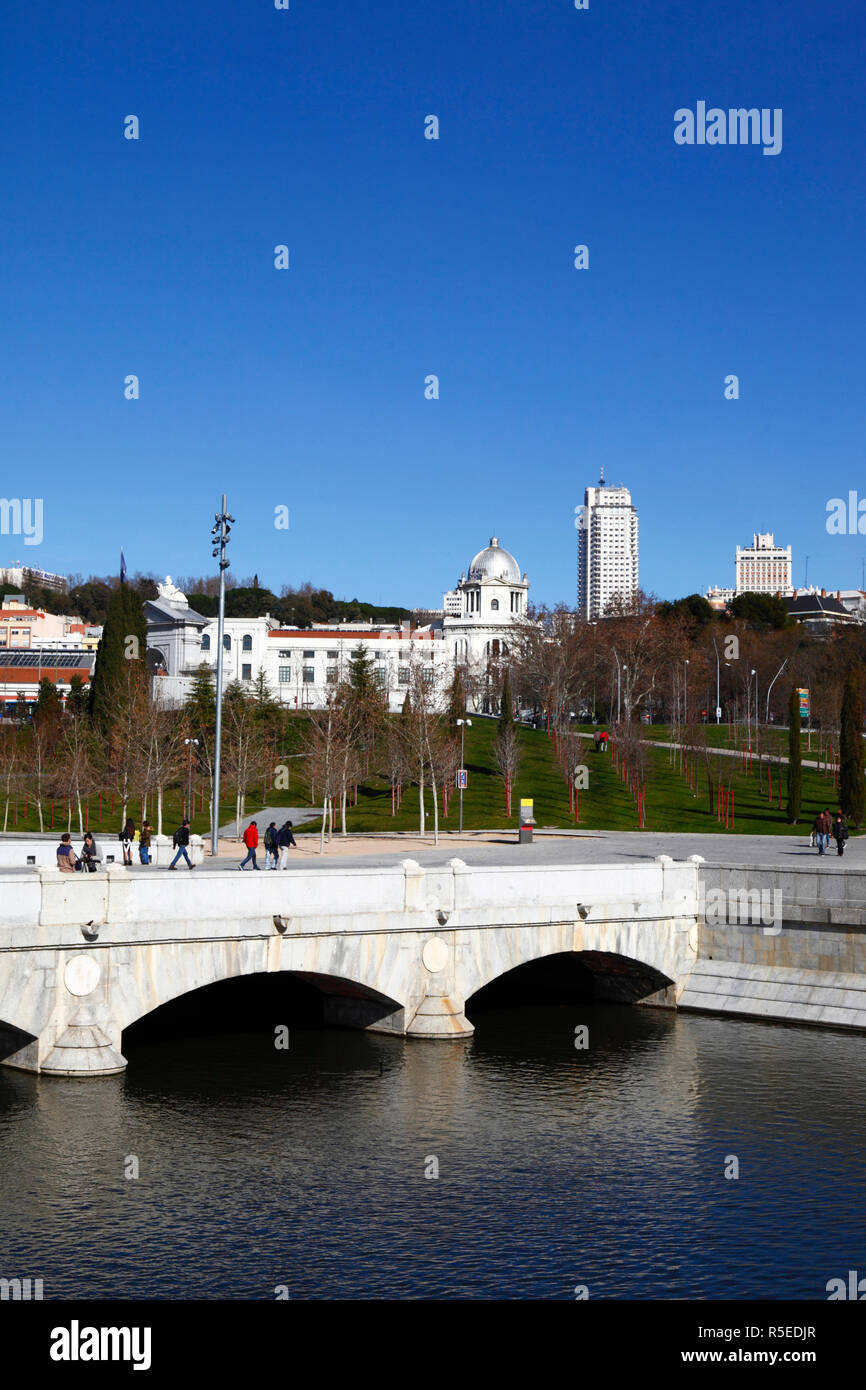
[210,496,234,858]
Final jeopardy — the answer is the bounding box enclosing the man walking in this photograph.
[812,808,830,855]
[169,818,194,870]
[277,819,296,870]
[832,809,849,857]
[263,821,279,870]
[239,820,260,870]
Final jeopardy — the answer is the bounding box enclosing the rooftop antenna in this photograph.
[599,465,605,486]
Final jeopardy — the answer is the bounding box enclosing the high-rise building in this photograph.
[735,532,792,595]
[576,472,639,619]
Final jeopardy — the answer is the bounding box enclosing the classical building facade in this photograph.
[146,537,532,713]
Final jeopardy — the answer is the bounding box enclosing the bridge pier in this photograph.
[406,996,474,1039]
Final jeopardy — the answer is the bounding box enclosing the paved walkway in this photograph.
[165,828,861,873]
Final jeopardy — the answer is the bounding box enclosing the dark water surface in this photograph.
[1,1004,863,1299]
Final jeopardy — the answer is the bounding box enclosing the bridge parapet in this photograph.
[0,856,702,1076]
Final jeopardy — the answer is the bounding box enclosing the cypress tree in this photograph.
[88,584,148,728]
[786,685,801,824]
[499,670,514,729]
[401,691,411,718]
[447,669,466,727]
[840,671,865,826]
[348,642,375,694]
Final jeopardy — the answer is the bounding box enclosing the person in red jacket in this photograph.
[238,820,260,871]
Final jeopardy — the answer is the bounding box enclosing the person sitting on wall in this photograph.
[57,833,80,873]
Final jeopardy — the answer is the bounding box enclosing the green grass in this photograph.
[0,715,850,839]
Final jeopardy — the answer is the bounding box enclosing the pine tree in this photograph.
[88,584,148,728]
[786,685,801,824]
[348,642,375,694]
[401,691,411,718]
[35,677,63,728]
[66,674,89,718]
[840,671,865,826]
[185,663,217,730]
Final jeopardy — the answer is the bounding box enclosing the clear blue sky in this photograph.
[2,1,865,607]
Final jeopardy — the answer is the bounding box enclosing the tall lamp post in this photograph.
[751,668,758,739]
[683,658,689,727]
[456,718,472,832]
[613,649,622,723]
[590,621,598,722]
[210,496,234,858]
[712,637,721,724]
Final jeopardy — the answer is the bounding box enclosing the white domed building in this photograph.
[442,537,529,705]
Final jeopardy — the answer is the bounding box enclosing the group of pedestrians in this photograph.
[54,814,300,873]
[119,818,153,866]
[238,819,297,870]
[811,808,849,857]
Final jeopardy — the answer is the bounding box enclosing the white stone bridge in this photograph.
[0,858,700,1075]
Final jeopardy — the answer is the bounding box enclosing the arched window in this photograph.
[242,634,252,652]
[490,599,499,611]
[201,634,210,651]
[223,634,231,651]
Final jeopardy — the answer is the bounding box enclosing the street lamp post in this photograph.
[683,658,689,727]
[456,718,472,832]
[210,496,234,858]
[613,649,622,723]
[712,637,721,724]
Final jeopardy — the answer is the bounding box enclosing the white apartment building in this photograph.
[576,475,639,619]
[735,532,792,595]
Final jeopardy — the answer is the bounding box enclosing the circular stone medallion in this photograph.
[422,936,449,974]
[64,955,101,997]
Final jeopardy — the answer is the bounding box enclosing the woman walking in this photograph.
[832,809,849,857]
[119,818,135,867]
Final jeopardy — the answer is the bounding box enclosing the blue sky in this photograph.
[1,1,865,608]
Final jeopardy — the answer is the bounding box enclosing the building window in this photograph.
[241,664,252,681]
[303,649,314,658]
[327,650,338,659]
[490,599,499,611]
[398,667,410,684]
[223,635,231,651]
[375,667,387,685]
[422,667,435,683]
[303,666,314,683]
[279,666,291,683]
[201,634,210,651]
[242,635,252,652]
[326,666,338,683]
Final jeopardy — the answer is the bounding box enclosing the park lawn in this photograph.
[0,714,850,840]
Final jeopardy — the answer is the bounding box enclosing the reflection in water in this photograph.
[0,998,863,1299]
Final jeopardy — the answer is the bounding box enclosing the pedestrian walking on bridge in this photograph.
[239,821,260,870]
[832,810,849,857]
[278,820,296,869]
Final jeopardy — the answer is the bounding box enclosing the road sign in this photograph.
[456,769,468,789]
[797,687,810,719]
[716,706,722,718]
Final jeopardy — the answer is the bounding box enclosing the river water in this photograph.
[0,1000,863,1300]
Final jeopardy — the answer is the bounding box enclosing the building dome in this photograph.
[467,537,521,583]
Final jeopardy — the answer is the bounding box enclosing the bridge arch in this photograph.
[466,948,676,1016]
[112,936,409,1042]
[456,919,689,1012]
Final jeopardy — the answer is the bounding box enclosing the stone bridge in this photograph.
[0,857,700,1075]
